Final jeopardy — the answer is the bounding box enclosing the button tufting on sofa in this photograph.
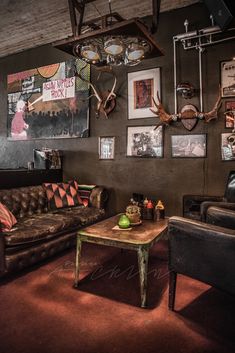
[0,184,108,278]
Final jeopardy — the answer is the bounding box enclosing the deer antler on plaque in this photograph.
[150,90,222,131]
[75,64,117,119]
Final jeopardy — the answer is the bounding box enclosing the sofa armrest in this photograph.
[200,201,235,222]
[168,216,235,294]
[183,194,223,220]
[89,186,108,209]
[206,206,235,230]
[0,234,6,275]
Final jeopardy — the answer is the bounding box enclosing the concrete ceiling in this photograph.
[0,0,200,59]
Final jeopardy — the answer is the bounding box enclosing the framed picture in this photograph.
[99,137,115,160]
[126,125,163,157]
[225,101,235,128]
[128,68,161,119]
[221,132,235,160]
[171,134,206,158]
[7,58,90,140]
[221,60,235,97]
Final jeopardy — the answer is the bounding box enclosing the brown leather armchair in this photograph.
[183,171,235,221]
[168,206,235,311]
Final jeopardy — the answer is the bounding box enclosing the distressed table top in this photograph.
[79,214,168,245]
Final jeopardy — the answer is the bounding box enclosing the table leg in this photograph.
[74,237,82,288]
[137,245,149,308]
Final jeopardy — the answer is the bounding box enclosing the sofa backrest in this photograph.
[224,170,235,202]
[0,185,48,219]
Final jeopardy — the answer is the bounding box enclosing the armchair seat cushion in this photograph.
[4,206,105,247]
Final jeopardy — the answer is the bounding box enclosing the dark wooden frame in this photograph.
[126,125,163,158]
[171,134,207,158]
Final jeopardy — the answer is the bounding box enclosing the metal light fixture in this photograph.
[80,44,101,63]
[104,37,125,56]
[54,0,164,67]
[73,36,150,66]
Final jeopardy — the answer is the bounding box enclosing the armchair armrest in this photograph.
[168,216,235,295]
[200,201,235,222]
[206,206,235,230]
[89,186,109,209]
[183,194,223,220]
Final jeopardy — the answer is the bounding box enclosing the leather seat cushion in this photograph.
[4,206,105,246]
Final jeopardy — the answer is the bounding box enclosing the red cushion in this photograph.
[0,202,17,232]
[43,181,83,210]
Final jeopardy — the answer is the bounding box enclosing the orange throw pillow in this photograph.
[43,181,83,210]
[0,202,17,232]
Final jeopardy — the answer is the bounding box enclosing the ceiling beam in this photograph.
[152,0,161,33]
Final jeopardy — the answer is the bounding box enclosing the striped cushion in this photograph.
[43,181,83,210]
[0,202,17,232]
[78,184,96,207]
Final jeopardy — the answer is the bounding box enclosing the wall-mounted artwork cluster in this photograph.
[7,59,90,140]
[220,60,235,161]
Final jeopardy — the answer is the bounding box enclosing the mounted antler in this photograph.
[150,90,222,130]
[75,64,117,119]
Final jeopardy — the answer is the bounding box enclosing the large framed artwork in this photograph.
[126,125,163,157]
[171,134,207,158]
[128,68,161,119]
[221,132,235,160]
[7,58,90,140]
[221,60,235,98]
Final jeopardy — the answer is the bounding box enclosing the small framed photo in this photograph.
[127,125,163,157]
[221,60,235,97]
[99,137,115,160]
[225,101,235,128]
[221,133,235,160]
[128,68,161,119]
[171,134,206,158]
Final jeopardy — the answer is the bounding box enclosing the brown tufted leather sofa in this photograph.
[0,184,108,278]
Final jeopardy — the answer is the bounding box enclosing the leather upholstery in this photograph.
[206,206,235,230]
[0,185,48,218]
[0,184,108,277]
[201,201,235,222]
[183,171,235,220]
[168,214,235,310]
[4,206,104,247]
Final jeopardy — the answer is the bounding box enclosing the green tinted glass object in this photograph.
[118,214,130,229]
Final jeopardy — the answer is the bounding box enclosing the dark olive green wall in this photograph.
[0,3,234,216]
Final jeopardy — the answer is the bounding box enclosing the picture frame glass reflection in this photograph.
[99,137,115,159]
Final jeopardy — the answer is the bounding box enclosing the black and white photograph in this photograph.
[99,136,115,160]
[171,134,206,158]
[221,60,235,98]
[127,126,163,157]
[221,133,235,160]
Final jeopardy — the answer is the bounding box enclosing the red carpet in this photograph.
[0,240,234,353]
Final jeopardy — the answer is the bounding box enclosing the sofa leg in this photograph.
[169,270,177,311]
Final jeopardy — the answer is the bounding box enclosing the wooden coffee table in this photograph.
[74,214,168,307]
